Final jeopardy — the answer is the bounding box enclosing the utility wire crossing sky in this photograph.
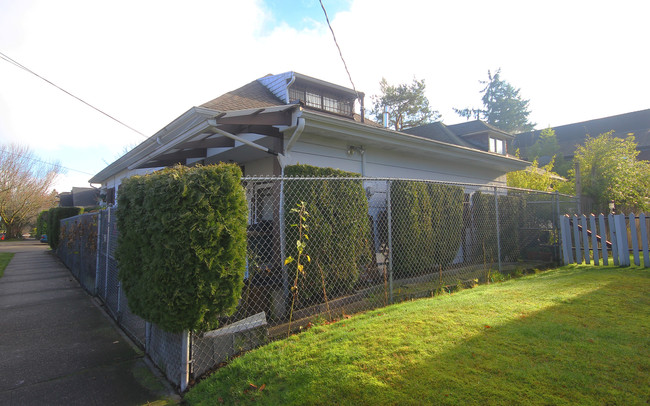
[0,0,647,192]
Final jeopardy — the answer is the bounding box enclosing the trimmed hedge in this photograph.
[389,181,464,278]
[48,207,84,250]
[284,164,372,302]
[116,164,248,333]
[471,191,523,263]
[36,210,49,237]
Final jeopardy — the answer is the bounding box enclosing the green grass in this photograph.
[0,252,14,278]
[185,265,650,405]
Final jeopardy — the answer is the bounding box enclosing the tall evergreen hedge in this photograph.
[284,164,372,302]
[389,181,464,278]
[116,164,248,333]
[472,191,523,263]
[48,207,84,250]
[36,210,49,237]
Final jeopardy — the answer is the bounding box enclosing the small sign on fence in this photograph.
[560,213,650,268]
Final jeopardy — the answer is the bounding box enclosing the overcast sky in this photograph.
[1,0,648,192]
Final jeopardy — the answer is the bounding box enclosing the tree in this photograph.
[454,68,535,133]
[0,144,60,238]
[526,127,570,176]
[570,132,650,213]
[507,155,572,194]
[371,77,440,131]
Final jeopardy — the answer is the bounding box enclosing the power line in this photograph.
[0,146,95,176]
[0,50,148,139]
[319,0,361,102]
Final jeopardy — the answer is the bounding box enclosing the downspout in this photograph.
[360,148,366,176]
[284,117,305,154]
[285,73,296,103]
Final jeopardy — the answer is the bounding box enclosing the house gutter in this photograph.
[301,111,530,172]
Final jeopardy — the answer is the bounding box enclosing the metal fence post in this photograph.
[554,191,561,264]
[94,212,102,296]
[145,321,151,353]
[494,187,502,273]
[386,180,394,304]
[180,330,190,392]
[279,177,289,307]
[105,208,111,298]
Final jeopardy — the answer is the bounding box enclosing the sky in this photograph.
[1,0,648,192]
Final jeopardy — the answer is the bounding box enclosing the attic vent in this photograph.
[289,85,353,116]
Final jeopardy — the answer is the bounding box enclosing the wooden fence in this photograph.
[560,213,650,267]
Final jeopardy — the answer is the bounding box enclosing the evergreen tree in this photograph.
[455,68,535,133]
[371,77,440,131]
[527,127,570,176]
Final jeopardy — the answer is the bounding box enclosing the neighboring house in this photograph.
[403,120,515,156]
[515,109,650,161]
[89,71,528,203]
[58,187,99,208]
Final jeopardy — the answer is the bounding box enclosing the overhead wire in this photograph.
[0,146,96,176]
[318,0,361,102]
[0,50,148,139]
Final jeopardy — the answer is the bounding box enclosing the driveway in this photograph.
[0,240,178,405]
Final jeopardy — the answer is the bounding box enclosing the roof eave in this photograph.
[89,106,220,184]
[300,111,529,172]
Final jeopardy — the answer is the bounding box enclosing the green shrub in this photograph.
[36,210,49,237]
[284,164,372,302]
[429,183,465,268]
[472,191,523,263]
[389,181,464,278]
[48,207,84,250]
[498,193,524,261]
[390,181,434,277]
[116,164,248,333]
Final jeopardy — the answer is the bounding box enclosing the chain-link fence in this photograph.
[57,176,578,391]
[58,212,98,294]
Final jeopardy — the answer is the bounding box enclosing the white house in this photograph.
[89,71,528,203]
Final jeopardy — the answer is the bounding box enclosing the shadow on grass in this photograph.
[186,267,650,405]
[388,274,650,405]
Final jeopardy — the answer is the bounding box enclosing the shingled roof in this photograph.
[515,109,650,160]
[200,80,284,111]
[446,120,514,139]
[200,76,382,127]
[402,122,472,147]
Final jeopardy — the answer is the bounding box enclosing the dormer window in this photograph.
[289,84,353,116]
[489,137,505,154]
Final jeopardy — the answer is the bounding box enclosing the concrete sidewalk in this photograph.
[0,240,178,405]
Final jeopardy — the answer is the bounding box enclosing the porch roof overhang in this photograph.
[89,104,297,184]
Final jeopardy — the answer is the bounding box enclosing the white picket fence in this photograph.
[559,213,650,267]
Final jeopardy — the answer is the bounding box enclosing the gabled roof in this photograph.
[401,122,472,147]
[446,120,515,139]
[200,74,375,126]
[201,80,284,111]
[515,109,650,158]
[90,72,530,184]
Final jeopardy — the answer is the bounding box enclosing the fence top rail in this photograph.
[59,211,101,222]
[241,176,576,198]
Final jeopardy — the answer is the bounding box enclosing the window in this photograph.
[289,85,353,116]
[489,137,505,155]
[247,183,275,225]
[106,188,115,205]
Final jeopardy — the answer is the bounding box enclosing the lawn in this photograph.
[0,252,14,278]
[185,264,650,405]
